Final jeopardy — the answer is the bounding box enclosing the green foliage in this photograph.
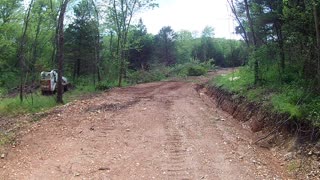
[0,132,15,146]
[187,65,207,76]
[270,86,304,118]
[212,67,254,94]
[211,68,320,126]
[305,98,320,126]
[170,60,213,77]
[95,80,118,91]
[127,67,169,84]
[0,94,57,117]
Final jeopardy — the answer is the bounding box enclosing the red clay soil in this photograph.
[0,69,291,179]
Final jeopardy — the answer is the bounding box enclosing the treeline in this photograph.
[0,0,245,101]
[226,0,320,126]
[229,0,320,88]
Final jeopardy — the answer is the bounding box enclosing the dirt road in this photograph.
[0,70,290,179]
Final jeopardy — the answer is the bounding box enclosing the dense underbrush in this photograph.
[127,60,213,84]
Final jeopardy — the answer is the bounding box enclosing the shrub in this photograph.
[169,59,213,77]
[186,65,207,76]
[96,81,117,90]
[127,67,169,84]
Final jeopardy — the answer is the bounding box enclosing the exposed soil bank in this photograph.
[201,84,320,178]
[204,86,289,133]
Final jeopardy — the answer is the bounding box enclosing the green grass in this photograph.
[0,132,15,146]
[210,67,320,126]
[0,82,102,117]
[0,94,57,117]
[212,67,254,95]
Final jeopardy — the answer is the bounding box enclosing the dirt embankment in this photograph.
[201,84,320,178]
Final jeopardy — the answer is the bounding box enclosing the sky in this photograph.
[136,0,239,39]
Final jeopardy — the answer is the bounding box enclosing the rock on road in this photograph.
[0,71,290,179]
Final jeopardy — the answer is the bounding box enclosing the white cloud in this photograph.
[136,0,240,39]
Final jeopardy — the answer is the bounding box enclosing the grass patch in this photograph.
[0,132,15,146]
[287,160,300,172]
[0,94,57,117]
[209,67,320,126]
[212,67,254,95]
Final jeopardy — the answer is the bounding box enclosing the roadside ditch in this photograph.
[196,84,320,179]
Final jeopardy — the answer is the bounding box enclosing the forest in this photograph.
[0,0,244,104]
[214,0,320,128]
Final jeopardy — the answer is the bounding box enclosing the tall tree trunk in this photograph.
[18,0,34,102]
[91,0,102,82]
[244,0,259,85]
[275,22,285,77]
[31,8,43,84]
[227,0,249,47]
[313,0,320,88]
[56,0,69,104]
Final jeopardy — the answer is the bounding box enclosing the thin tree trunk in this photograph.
[92,0,102,82]
[31,8,43,84]
[56,0,69,104]
[244,0,259,85]
[274,21,285,78]
[18,0,34,102]
[227,0,249,47]
[313,1,320,88]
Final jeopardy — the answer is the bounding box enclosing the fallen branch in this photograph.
[254,117,290,144]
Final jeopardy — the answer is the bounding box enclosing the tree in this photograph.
[65,0,101,82]
[56,0,70,104]
[200,26,215,62]
[227,0,249,46]
[154,26,177,66]
[127,19,153,70]
[17,0,34,102]
[176,30,194,63]
[107,0,158,86]
[313,0,320,87]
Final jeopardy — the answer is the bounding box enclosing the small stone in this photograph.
[308,151,313,155]
[252,160,257,164]
[74,172,80,177]
[126,129,130,132]
[239,156,244,160]
[221,118,225,121]
[98,167,110,171]
[284,152,294,161]
[1,154,5,159]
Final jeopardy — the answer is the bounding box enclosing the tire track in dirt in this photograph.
[163,120,193,179]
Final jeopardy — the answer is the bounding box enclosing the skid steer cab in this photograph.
[40,70,69,95]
